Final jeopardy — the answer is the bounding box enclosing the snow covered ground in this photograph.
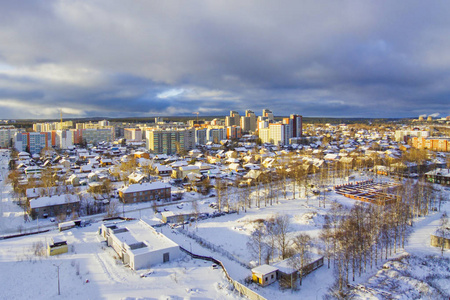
[0,224,239,300]
[0,166,449,299]
[350,254,450,299]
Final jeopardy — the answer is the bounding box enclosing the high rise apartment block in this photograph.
[262,109,274,121]
[146,128,195,154]
[245,110,257,132]
[72,128,114,145]
[124,128,143,142]
[206,128,227,144]
[0,126,18,148]
[14,132,51,154]
[33,121,73,132]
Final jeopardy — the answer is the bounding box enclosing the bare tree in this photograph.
[290,233,312,286]
[247,222,267,266]
[191,199,200,229]
[274,214,291,260]
[437,212,449,256]
[106,200,119,218]
[320,215,333,268]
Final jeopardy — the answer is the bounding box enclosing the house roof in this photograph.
[30,194,79,209]
[251,264,278,275]
[273,253,324,274]
[120,181,170,194]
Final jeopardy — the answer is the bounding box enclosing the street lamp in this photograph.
[53,263,61,295]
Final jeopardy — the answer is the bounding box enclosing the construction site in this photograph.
[334,180,400,206]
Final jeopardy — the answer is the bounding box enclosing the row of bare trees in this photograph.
[321,178,439,297]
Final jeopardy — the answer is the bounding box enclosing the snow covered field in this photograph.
[0,225,239,300]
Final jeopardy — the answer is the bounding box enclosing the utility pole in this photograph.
[53,263,61,295]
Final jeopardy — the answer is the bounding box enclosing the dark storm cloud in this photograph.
[0,0,450,118]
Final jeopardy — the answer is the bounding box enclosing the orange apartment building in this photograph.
[412,137,450,152]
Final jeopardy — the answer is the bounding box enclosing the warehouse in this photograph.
[100,220,181,270]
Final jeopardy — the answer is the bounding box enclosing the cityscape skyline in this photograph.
[1,2,450,119]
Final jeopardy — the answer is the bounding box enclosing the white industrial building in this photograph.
[100,220,181,270]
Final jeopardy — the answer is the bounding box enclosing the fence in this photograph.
[0,229,50,240]
[177,227,250,269]
[180,247,267,300]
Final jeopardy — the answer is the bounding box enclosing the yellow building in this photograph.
[251,265,278,286]
[47,237,68,256]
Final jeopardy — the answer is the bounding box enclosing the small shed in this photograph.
[251,264,278,287]
[47,236,68,256]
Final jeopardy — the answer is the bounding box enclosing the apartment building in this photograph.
[14,132,51,154]
[245,110,257,132]
[206,127,227,143]
[262,109,274,121]
[0,126,18,148]
[290,114,303,138]
[269,123,287,145]
[119,182,171,203]
[33,121,73,132]
[124,128,143,142]
[227,125,242,140]
[195,128,207,145]
[395,129,429,142]
[72,128,114,145]
[259,127,270,144]
[412,137,450,152]
[51,130,74,149]
[146,128,195,154]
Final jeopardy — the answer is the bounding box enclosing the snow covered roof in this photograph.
[426,168,450,177]
[128,173,146,182]
[110,220,179,255]
[251,264,278,275]
[225,158,240,164]
[120,181,170,194]
[171,160,188,167]
[179,165,199,171]
[324,153,339,160]
[30,194,79,209]
[155,164,172,172]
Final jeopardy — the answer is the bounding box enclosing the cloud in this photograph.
[157,89,185,99]
[0,1,450,118]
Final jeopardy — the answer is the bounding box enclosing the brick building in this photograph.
[119,182,171,203]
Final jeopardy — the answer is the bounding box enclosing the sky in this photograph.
[1,1,450,119]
